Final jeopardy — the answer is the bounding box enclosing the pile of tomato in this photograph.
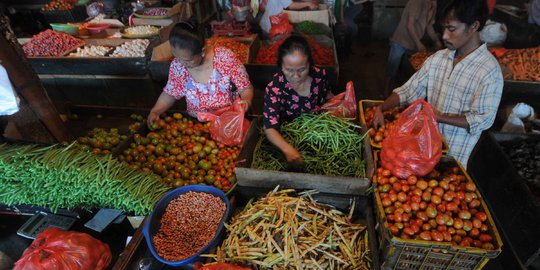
[75,128,126,155]
[375,162,496,250]
[364,106,401,144]
[117,113,238,191]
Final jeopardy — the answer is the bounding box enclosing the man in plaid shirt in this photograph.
[374,0,503,168]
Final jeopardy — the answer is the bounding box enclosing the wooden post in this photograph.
[0,15,72,143]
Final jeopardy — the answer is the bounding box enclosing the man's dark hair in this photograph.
[169,21,203,55]
[277,35,315,69]
[440,0,489,31]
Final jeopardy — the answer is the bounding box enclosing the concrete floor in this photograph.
[337,40,389,101]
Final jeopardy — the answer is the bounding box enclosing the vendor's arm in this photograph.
[406,0,426,51]
[148,60,184,127]
[218,47,254,111]
[427,24,442,49]
[264,128,304,166]
[238,85,254,111]
[288,1,318,10]
[263,79,304,166]
[373,57,430,129]
[148,91,176,127]
[435,114,469,129]
[456,69,503,133]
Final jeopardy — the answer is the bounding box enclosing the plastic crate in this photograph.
[210,21,251,37]
[42,5,87,24]
[359,99,449,152]
[372,152,503,270]
[143,185,231,267]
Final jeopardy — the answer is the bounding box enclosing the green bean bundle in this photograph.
[295,20,326,35]
[0,143,170,215]
[252,113,368,177]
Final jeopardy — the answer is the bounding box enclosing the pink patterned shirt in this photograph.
[164,46,251,117]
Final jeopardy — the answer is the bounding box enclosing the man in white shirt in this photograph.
[374,0,503,168]
[259,0,319,34]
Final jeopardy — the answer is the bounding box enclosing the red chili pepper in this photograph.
[23,29,84,57]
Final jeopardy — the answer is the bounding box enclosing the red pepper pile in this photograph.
[206,37,250,64]
[255,34,334,66]
[23,29,84,57]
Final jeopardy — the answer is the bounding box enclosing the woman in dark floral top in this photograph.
[263,35,333,167]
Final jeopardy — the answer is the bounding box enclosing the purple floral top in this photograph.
[263,66,330,129]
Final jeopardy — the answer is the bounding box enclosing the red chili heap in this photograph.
[153,191,226,261]
[23,29,84,57]
[255,34,334,66]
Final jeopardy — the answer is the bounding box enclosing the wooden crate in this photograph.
[24,38,157,76]
[234,118,373,196]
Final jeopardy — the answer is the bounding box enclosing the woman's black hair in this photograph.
[169,21,204,55]
[440,0,488,31]
[277,35,315,69]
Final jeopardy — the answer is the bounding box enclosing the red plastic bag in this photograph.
[319,81,357,118]
[380,99,442,178]
[198,99,250,146]
[13,228,112,270]
[269,12,293,38]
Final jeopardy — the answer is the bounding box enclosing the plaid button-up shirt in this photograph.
[394,44,503,168]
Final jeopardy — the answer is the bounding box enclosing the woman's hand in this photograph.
[147,91,177,129]
[284,147,304,167]
[264,128,304,167]
[147,111,161,129]
[237,100,250,112]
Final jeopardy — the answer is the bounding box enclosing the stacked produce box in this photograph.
[359,99,503,269]
[408,46,540,82]
[20,29,154,75]
[468,132,540,267]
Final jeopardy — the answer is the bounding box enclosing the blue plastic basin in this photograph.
[143,185,231,267]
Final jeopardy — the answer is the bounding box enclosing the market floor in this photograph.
[337,40,388,100]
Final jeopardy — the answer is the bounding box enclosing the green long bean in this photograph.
[0,143,170,215]
[252,113,368,178]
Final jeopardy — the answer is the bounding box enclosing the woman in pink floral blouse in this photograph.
[263,35,333,167]
[147,22,253,127]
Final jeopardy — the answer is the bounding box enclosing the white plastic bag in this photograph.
[480,20,508,46]
[501,103,534,133]
[0,65,19,116]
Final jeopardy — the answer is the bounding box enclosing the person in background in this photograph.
[373,0,503,168]
[529,0,540,26]
[263,35,333,167]
[341,0,372,38]
[0,63,19,143]
[147,22,253,127]
[259,0,319,34]
[384,0,442,97]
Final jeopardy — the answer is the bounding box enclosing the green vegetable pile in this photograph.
[295,20,325,35]
[0,143,170,215]
[252,113,368,177]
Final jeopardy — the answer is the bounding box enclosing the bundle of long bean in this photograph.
[210,188,371,269]
[0,143,170,215]
[252,113,368,177]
